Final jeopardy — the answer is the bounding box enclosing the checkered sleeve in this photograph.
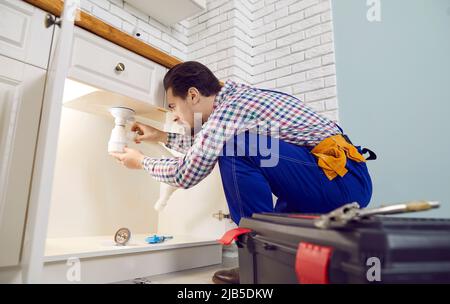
[142,104,240,189]
[164,132,193,154]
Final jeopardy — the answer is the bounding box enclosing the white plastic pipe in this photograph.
[154,182,178,212]
[108,107,180,211]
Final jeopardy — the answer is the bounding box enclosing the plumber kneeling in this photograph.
[109,61,374,284]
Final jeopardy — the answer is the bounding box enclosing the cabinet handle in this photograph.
[45,14,61,28]
[115,63,125,73]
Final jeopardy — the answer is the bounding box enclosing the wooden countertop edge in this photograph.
[23,0,183,69]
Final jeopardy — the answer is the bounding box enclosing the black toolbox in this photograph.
[237,213,450,284]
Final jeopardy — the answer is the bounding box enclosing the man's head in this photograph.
[163,61,222,128]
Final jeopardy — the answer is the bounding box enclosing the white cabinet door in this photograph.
[0,55,46,267]
[21,0,77,283]
[0,0,54,69]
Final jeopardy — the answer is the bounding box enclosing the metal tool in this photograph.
[314,200,440,229]
[145,234,173,244]
[114,227,131,245]
[212,210,231,221]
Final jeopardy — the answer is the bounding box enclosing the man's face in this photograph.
[166,87,199,129]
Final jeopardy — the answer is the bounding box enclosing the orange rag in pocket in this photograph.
[311,134,366,180]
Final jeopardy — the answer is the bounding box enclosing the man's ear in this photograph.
[188,87,201,105]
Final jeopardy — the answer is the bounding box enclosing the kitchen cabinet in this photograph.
[39,30,225,282]
[0,0,54,268]
[0,0,227,283]
[124,0,206,26]
[0,0,54,69]
[0,55,47,267]
[38,26,224,283]
[69,28,167,109]
[62,27,178,132]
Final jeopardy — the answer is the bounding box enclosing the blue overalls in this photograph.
[217,89,374,225]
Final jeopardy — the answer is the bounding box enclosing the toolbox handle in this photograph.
[253,235,297,254]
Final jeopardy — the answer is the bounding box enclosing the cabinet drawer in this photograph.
[0,0,54,69]
[69,28,166,108]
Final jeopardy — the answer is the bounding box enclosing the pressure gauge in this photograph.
[114,227,131,246]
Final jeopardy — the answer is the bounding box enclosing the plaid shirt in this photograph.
[142,80,341,188]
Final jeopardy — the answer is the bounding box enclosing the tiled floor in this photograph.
[118,256,238,284]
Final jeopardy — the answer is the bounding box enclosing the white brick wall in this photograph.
[187,0,255,83]
[80,0,339,121]
[187,0,339,121]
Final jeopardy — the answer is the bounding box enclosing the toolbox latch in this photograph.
[295,242,333,284]
[218,228,253,246]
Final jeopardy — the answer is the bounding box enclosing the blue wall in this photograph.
[332,0,450,217]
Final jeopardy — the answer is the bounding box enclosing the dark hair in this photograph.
[163,61,222,98]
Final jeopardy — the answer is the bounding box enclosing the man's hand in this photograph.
[110,147,145,170]
[132,122,168,144]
